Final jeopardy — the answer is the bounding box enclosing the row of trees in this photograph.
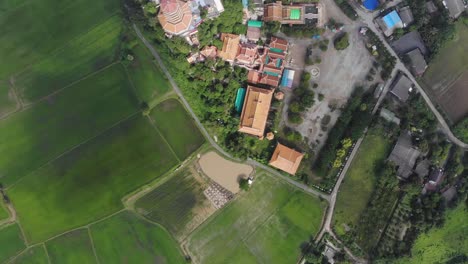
[288,72,315,124]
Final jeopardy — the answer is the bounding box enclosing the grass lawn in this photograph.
[135,167,209,239]
[45,228,97,264]
[0,0,121,79]
[333,128,392,236]
[125,43,171,105]
[16,15,123,102]
[91,211,185,263]
[0,224,26,262]
[396,204,468,263]
[0,81,17,116]
[8,116,179,243]
[10,245,49,264]
[151,99,205,160]
[0,64,138,186]
[187,173,325,264]
[421,21,468,90]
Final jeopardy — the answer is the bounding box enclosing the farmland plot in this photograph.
[0,201,8,221]
[135,165,215,240]
[91,211,185,264]
[0,224,26,263]
[0,0,121,79]
[151,99,205,160]
[187,173,325,264]
[0,64,138,186]
[8,116,178,243]
[0,81,18,117]
[10,245,49,264]
[45,229,97,264]
[16,15,123,102]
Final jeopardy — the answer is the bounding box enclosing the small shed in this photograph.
[235,88,246,113]
[280,69,295,89]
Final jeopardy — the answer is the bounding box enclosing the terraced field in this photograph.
[45,229,96,264]
[0,224,26,263]
[10,245,49,264]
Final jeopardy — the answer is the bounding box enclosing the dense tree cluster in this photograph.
[333,33,349,50]
[453,118,468,142]
[364,30,397,80]
[288,72,315,125]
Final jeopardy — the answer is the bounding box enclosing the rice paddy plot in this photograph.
[0,81,18,117]
[0,64,138,186]
[125,43,171,105]
[151,99,205,160]
[10,245,49,264]
[16,15,123,102]
[91,211,185,264]
[0,201,9,221]
[0,0,121,79]
[186,174,325,264]
[135,166,214,239]
[0,224,26,263]
[8,115,179,243]
[45,228,97,264]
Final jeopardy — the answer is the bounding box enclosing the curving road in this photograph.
[132,24,329,200]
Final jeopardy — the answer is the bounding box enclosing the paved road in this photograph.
[132,24,329,200]
[353,7,468,149]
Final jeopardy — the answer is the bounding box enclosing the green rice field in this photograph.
[0,64,138,186]
[10,245,49,264]
[0,0,121,79]
[91,211,185,263]
[16,15,123,102]
[9,115,179,243]
[135,167,210,239]
[396,204,468,264]
[0,81,17,116]
[125,43,171,105]
[45,229,96,264]
[151,99,205,160]
[187,173,326,264]
[0,202,8,221]
[333,128,392,235]
[0,224,26,263]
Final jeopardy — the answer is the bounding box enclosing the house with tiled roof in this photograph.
[158,0,193,36]
[269,36,289,52]
[247,70,281,87]
[260,47,286,77]
[236,43,260,66]
[200,45,218,59]
[264,1,321,25]
[218,33,241,62]
[269,143,304,175]
[239,85,274,138]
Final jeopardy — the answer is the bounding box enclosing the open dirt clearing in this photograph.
[198,151,253,194]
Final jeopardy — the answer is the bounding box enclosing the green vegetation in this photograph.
[0,64,138,186]
[0,202,8,221]
[151,99,205,160]
[420,20,468,88]
[0,224,26,262]
[10,245,49,264]
[288,72,315,125]
[365,30,397,80]
[91,211,185,263]
[125,42,171,105]
[334,128,393,236]
[135,167,208,238]
[0,0,121,79]
[334,33,349,50]
[453,118,468,142]
[0,82,17,116]
[334,0,357,20]
[282,25,324,38]
[187,174,325,264]
[9,116,178,243]
[45,229,97,264]
[16,15,123,102]
[395,204,468,263]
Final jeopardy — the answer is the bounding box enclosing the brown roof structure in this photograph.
[260,48,286,76]
[266,132,275,140]
[218,33,240,62]
[269,37,289,51]
[201,46,218,59]
[247,27,261,41]
[269,143,304,175]
[247,70,281,87]
[274,91,284,100]
[158,0,193,35]
[236,43,259,66]
[239,85,274,138]
[264,1,306,24]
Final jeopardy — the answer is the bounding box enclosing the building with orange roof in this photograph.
[269,143,304,175]
[157,0,193,36]
[218,33,241,62]
[236,43,260,66]
[264,1,305,24]
[239,85,274,138]
[269,37,289,52]
[260,47,286,76]
[247,70,281,87]
[200,46,218,59]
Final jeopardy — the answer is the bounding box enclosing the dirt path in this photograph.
[0,203,17,227]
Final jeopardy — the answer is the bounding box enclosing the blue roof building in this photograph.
[363,0,379,10]
[382,11,403,29]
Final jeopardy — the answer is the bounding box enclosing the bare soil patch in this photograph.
[198,151,253,194]
[435,71,468,123]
